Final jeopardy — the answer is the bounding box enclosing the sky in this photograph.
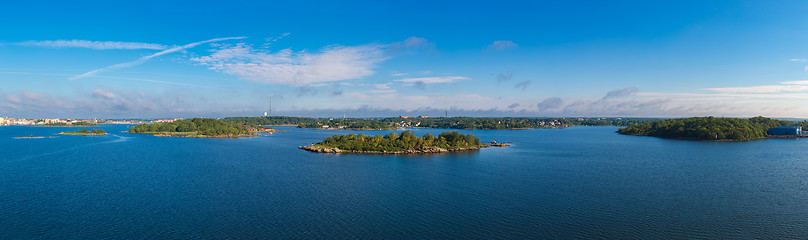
[2,0,808,118]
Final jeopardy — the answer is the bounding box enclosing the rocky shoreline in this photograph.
[299,141,510,155]
[298,145,483,154]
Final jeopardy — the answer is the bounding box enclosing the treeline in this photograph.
[223,116,651,130]
[299,118,393,130]
[315,130,481,152]
[129,118,252,136]
[40,122,99,127]
[617,116,804,141]
[222,116,321,126]
[72,128,106,134]
[61,128,106,135]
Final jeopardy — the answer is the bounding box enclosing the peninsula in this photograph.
[128,118,276,138]
[59,128,107,136]
[617,116,806,141]
[300,130,501,154]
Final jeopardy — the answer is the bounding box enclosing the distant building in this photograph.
[768,126,802,136]
[418,115,429,118]
[400,116,410,118]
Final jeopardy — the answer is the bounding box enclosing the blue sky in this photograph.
[2,0,808,118]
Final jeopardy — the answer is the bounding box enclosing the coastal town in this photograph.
[0,117,183,126]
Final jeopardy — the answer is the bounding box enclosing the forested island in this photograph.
[59,128,107,136]
[128,118,275,138]
[224,116,652,130]
[617,116,807,141]
[300,130,498,154]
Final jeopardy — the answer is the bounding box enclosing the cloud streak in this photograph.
[703,81,808,93]
[395,76,470,84]
[70,36,246,80]
[487,40,518,51]
[16,39,169,50]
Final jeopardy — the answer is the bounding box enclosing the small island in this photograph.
[300,130,505,154]
[617,116,807,141]
[59,128,107,136]
[128,118,276,138]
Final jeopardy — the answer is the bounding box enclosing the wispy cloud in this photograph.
[704,81,808,93]
[604,86,638,98]
[394,76,470,84]
[192,37,429,85]
[514,80,531,90]
[374,83,392,89]
[16,40,169,50]
[487,40,518,51]
[70,37,246,80]
[265,32,290,42]
[495,72,513,82]
[789,58,807,62]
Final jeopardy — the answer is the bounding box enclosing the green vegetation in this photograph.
[224,116,652,130]
[128,118,255,137]
[617,116,806,141]
[223,116,322,126]
[307,130,482,153]
[40,122,99,127]
[59,128,107,136]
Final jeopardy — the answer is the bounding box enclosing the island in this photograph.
[300,130,507,154]
[59,128,107,136]
[128,118,277,138]
[617,116,807,141]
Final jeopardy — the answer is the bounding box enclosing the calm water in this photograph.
[2,125,808,239]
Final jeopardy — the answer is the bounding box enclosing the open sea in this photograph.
[2,125,808,239]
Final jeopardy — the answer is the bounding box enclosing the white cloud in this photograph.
[193,43,386,85]
[394,76,470,84]
[16,39,169,50]
[374,83,392,89]
[487,40,518,51]
[265,32,291,42]
[91,89,117,99]
[704,81,808,93]
[192,37,429,86]
[390,36,433,50]
[789,59,807,62]
[70,36,245,80]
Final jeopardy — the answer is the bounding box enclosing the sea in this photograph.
[2,125,807,239]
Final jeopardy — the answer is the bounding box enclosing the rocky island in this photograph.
[128,118,278,138]
[59,128,107,136]
[300,130,507,154]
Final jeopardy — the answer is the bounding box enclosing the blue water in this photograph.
[2,125,808,238]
